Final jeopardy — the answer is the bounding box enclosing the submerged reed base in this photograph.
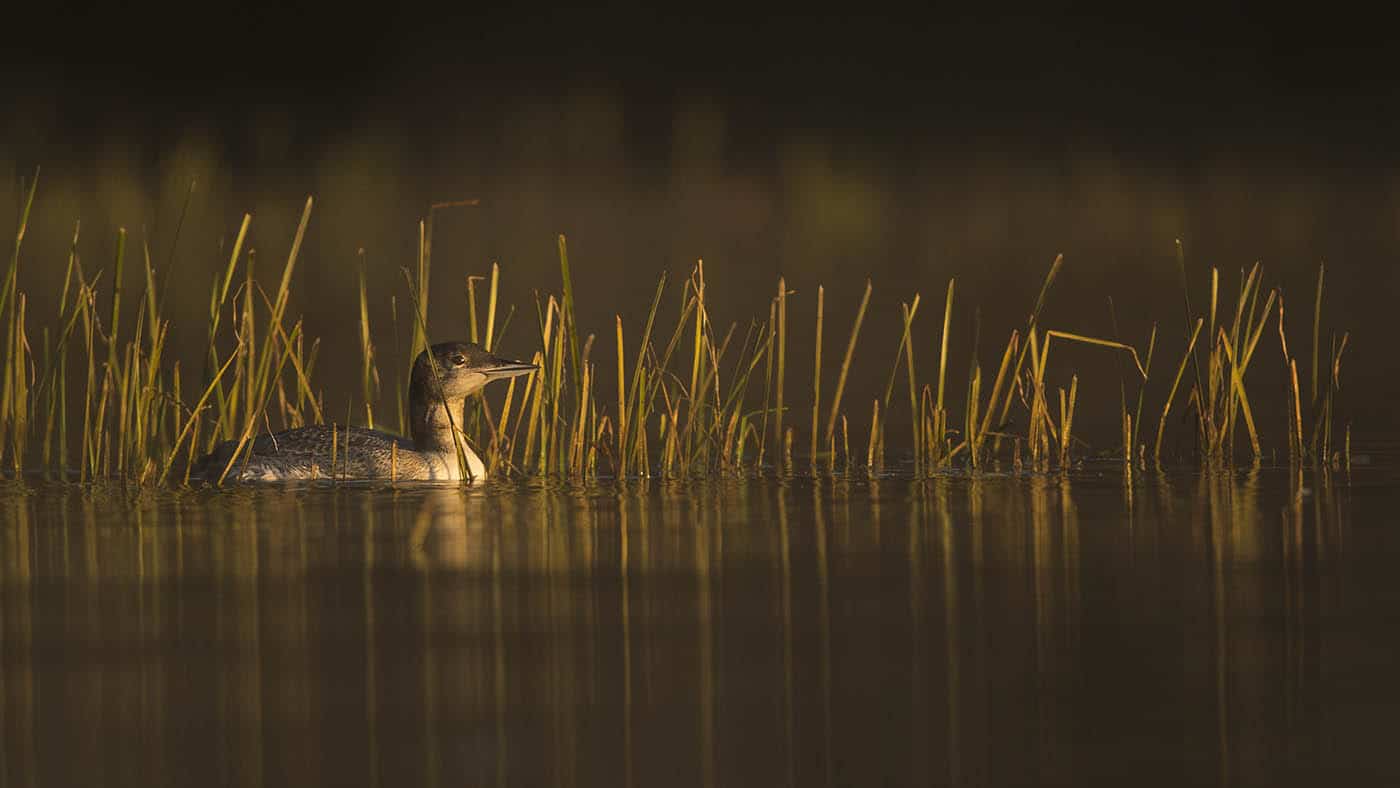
[0,177,1355,483]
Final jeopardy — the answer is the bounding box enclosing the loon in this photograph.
[191,341,536,483]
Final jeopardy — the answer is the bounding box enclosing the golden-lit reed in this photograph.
[1151,243,1343,467]
[1273,261,1348,467]
[0,177,1360,482]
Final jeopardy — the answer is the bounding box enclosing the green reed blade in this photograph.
[358,250,376,429]
[1310,260,1325,408]
[622,274,668,470]
[1042,330,1149,380]
[467,274,481,345]
[810,285,823,466]
[1155,318,1204,462]
[212,215,251,328]
[1230,262,1259,356]
[759,298,776,466]
[640,293,699,446]
[682,321,736,467]
[977,330,1017,448]
[409,219,429,365]
[615,315,627,474]
[254,197,312,408]
[900,302,920,469]
[1289,359,1304,461]
[558,234,582,404]
[509,351,542,468]
[990,256,1062,455]
[106,228,128,370]
[55,338,68,472]
[773,278,787,469]
[1175,240,1208,415]
[714,322,773,445]
[486,261,500,352]
[547,313,566,474]
[0,167,38,322]
[1207,267,1218,355]
[867,399,879,468]
[219,319,309,484]
[824,278,871,446]
[1029,253,1063,329]
[966,363,981,467]
[1131,324,1157,453]
[40,325,54,466]
[237,251,255,437]
[245,288,325,426]
[142,240,159,352]
[1217,326,1261,459]
[686,263,707,462]
[936,278,954,413]
[881,291,918,408]
[1058,386,1068,467]
[8,294,29,469]
[161,347,240,483]
[525,304,552,470]
[1241,289,1277,371]
[78,280,95,479]
[1106,296,1131,457]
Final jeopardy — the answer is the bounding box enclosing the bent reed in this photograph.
[0,174,1355,483]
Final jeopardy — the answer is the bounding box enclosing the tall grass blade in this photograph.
[900,302,920,471]
[936,278,954,413]
[1311,261,1325,408]
[824,279,871,446]
[773,277,787,470]
[810,285,823,466]
[1155,318,1204,462]
[358,249,377,429]
[485,261,500,352]
[0,168,38,322]
[558,235,582,403]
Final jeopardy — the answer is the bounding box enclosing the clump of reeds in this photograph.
[1150,243,1347,468]
[0,174,1360,482]
[1275,261,1349,467]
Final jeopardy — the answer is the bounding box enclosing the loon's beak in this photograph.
[483,355,538,380]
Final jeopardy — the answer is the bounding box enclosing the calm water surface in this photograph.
[3,455,1399,787]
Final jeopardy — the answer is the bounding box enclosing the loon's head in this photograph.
[412,341,537,401]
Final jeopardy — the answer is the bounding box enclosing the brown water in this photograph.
[3,455,1399,787]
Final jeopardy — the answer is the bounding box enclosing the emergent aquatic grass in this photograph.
[0,176,1359,483]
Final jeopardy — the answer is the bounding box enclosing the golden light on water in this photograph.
[0,466,1371,786]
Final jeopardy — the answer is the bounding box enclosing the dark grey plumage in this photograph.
[189,341,535,483]
[189,425,426,481]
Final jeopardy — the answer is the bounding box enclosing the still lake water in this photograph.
[2,453,1399,787]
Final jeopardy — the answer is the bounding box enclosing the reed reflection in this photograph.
[0,465,1374,787]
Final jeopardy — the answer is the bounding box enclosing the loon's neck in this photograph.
[409,395,486,481]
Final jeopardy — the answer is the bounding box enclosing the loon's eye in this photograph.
[450,354,467,366]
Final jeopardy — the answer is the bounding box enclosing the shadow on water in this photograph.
[2,458,1400,787]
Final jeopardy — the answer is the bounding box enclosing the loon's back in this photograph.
[190,425,474,482]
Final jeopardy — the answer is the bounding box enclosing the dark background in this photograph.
[4,7,1398,447]
[7,8,1398,158]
